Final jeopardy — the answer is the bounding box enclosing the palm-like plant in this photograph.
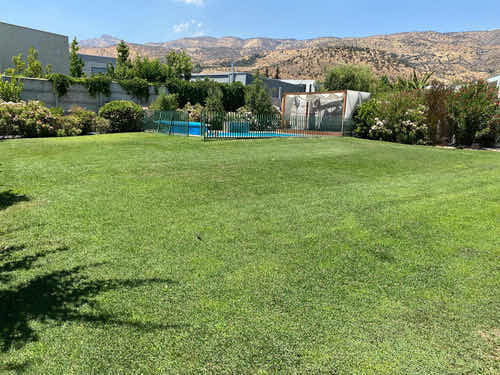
[396,70,434,90]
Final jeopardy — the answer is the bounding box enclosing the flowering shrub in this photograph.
[368,118,392,141]
[56,115,83,137]
[234,105,281,130]
[95,116,111,134]
[352,99,379,138]
[0,101,104,138]
[0,101,59,137]
[353,91,429,145]
[353,81,499,148]
[69,106,97,134]
[182,102,204,122]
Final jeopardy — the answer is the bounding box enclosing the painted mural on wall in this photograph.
[283,92,344,131]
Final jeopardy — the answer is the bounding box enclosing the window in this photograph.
[91,67,107,74]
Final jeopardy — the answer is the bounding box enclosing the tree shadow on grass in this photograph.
[0,245,68,283]
[0,245,181,352]
[0,190,29,211]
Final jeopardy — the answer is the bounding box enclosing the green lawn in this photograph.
[1,134,499,374]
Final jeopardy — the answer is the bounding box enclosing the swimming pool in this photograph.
[205,131,305,138]
[157,121,304,138]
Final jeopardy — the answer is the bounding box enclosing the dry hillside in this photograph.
[80,30,500,82]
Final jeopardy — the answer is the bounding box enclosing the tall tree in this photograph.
[111,41,133,80]
[264,67,269,78]
[4,54,26,76]
[165,50,193,81]
[274,66,280,80]
[116,40,131,66]
[23,47,44,78]
[131,55,168,83]
[4,48,51,78]
[245,76,273,115]
[69,37,85,78]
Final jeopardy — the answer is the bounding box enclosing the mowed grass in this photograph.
[0,133,499,374]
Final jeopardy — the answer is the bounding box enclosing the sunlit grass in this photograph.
[1,133,499,374]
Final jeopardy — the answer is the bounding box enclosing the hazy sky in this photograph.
[1,0,499,42]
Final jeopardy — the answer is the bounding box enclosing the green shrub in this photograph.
[69,106,97,134]
[394,71,434,91]
[0,76,23,102]
[447,81,498,146]
[49,106,64,116]
[150,94,178,111]
[84,74,112,97]
[425,81,453,145]
[166,79,245,112]
[16,101,59,137]
[473,113,500,147]
[48,73,75,98]
[205,87,224,113]
[119,78,150,101]
[352,99,380,138]
[244,76,274,115]
[0,102,23,136]
[95,117,111,134]
[353,91,429,144]
[0,101,61,138]
[221,82,246,112]
[0,100,92,138]
[98,100,144,133]
[324,64,376,92]
[57,115,82,137]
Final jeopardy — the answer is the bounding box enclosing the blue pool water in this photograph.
[157,121,303,138]
[158,121,202,136]
[206,131,304,138]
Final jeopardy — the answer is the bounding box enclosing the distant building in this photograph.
[487,75,500,98]
[0,21,69,75]
[191,72,306,107]
[280,80,317,93]
[78,54,116,76]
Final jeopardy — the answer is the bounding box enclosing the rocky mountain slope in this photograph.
[80,30,500,82]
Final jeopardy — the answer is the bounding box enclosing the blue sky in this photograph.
[1,0,499,43]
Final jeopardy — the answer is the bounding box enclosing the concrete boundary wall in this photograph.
[1,76,164,112]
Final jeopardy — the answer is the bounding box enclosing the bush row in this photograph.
[165,79,246,112]
[0,100,145,138]
[353,81,500,147]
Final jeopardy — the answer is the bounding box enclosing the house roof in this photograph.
[488,75,500,83]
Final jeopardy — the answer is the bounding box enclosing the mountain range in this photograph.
[79,30,500,82]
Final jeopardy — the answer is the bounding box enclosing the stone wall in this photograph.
[2,76,163,112]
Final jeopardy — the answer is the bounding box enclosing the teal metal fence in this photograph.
[143,110,346,140]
